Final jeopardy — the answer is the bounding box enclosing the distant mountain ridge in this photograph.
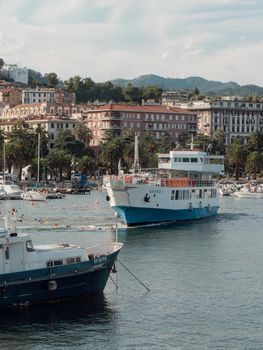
[112,74,263,97]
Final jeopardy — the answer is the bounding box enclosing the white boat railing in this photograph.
[105,175,216,188]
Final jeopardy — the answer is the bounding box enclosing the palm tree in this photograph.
[248,131,263,152]
[46,150,72,181]
[5,122,35,179]
[227,139,248,180]
[245,151,263,179]
[74,122,93,148]
[76,155,96,176]
[100,138,124,174]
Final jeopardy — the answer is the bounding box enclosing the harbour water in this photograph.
[1,192,263,349]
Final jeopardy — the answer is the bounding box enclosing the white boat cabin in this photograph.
[0,219,87,274]
[158,150,224,175]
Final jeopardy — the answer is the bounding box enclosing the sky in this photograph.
[0,0,263,86]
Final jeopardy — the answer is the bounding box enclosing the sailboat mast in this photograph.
[37,133,40,183]
[3,143,6,183]
[132,134,141,174]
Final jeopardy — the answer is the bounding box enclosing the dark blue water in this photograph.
[1,193,263,349]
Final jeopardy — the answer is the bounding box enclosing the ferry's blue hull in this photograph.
[113,205,219,226]
[0,250,119,308]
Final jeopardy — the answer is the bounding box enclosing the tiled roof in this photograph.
[87,103,195,114]
[0,88,20,93]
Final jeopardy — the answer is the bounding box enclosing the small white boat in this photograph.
[233,185,263,198]
[21,189,47,201]
[2,184,23,199]
[0,186,8,200]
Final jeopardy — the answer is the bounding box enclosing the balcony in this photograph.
[102,112,121,121]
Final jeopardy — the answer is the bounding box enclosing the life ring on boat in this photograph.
[48,280,57,291]
[189,202,193,211]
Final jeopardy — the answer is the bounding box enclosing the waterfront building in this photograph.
[0,116,77,152]
[0,81,19,89]
[83,103,197,146]
[22,88,75,105]
[0,88,22,106]
[0,64,28,84]
[1,102,81,120]
[162,90,189,105]
[173,98,263,145]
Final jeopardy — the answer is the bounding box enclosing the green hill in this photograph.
[112,74,263,97]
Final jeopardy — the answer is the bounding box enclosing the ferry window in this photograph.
[171,190,175,200]
[175,190,179,200]
[5,247,9,260]
[199,189,202,198]
[66,257,75,264]
[191,158,198,163]
[47,261,54,267]
[182,158,189,162]
[26,240,35,252]
[76,257,81,263]
[54,260,63,266]
[183,190,190,200]
[174,157,181,162]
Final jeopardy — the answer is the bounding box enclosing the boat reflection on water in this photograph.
[0,293,115,326]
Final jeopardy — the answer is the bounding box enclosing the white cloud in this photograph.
[0,0,263,85]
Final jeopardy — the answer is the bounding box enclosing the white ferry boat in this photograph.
[105,147,224,226]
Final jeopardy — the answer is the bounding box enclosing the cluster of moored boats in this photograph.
[218,181,263,198]
[0,183,66,201]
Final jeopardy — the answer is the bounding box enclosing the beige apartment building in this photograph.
[22,88,76,105]
[172,98,263,145]
[0,116,77,152]
[1,102,82,120]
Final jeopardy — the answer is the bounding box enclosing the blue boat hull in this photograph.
[0,251,119,308]
[113,205,219,226]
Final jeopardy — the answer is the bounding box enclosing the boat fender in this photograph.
[48,280,57,291]
[110,263,117,273]
[199,201,203,209]
[189,202,193,211]
[106,195,110,201]
[145,178,149,184]
[208,204,211,212]
[144,194,150,202]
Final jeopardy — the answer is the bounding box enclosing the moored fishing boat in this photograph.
[105,138,224,226]
[0,214,122,308]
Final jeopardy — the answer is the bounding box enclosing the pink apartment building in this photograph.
[84,104,197,146]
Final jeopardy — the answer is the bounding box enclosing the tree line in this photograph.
[1,121,263,182]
